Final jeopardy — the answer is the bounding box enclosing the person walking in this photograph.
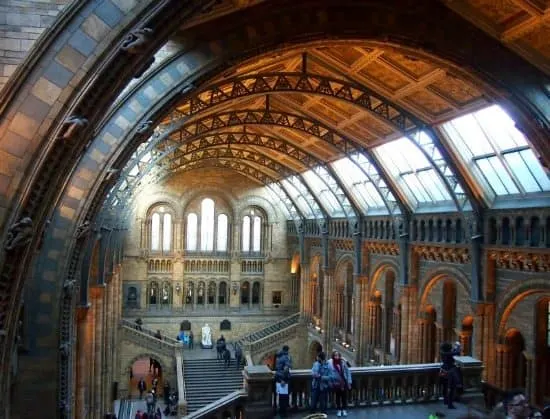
[223,347,231,368]
[328,351,352,417]
[137,377,146,400]
[234,344,243,369]
[276,378,290,418]
[310,351,330,414]
[189,330,194,349]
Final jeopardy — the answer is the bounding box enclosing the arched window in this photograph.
[201,198,215,251]
[219,282,227,305]
[162,213,172,251]
[242,216,251,251]
[151,213,160,250]
[186,213,198,250]
[149,206,173,252]
[253,216,261,252]
[217,214,228,252]
[242,210,263,253]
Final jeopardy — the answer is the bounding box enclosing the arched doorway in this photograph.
[128,356,164,399]
[505,329,526,390]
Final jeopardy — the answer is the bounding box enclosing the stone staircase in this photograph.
[183,358,244,414]
[119,319,180,357]
[235,312,300,346]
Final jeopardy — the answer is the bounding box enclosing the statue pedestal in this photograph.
[201,343,213,349]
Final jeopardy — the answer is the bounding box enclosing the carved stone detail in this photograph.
[63,280,76,296]
[74,221,91,240]
[59,342,70,359]
[4,217,33,252]
[59,116,88,141]
[366,241,399,256]
[120,28,153,54]
[488,250,550,272]
[333,239,354,251]
[136,120,154,135]
[413,245,470,264]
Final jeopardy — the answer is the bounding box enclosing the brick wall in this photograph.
[0,0,70,91]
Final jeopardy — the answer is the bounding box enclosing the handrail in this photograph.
[176,352,188,416]
[183,390,247,419]
[119,321,182,357]
[247,322,300,355]
[235,312,300,345]
[120,319,180,345]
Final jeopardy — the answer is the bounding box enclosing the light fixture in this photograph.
[175,284,181,295]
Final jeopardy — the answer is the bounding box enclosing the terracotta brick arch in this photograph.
[496,278,550,338]
[334,254,354,277]
[418,266,472,315]
[126,352,169,376]
[368,259,399,296]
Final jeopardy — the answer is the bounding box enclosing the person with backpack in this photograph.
[275,345,292,382]
[328,351,352,417]
[310,351,330,414]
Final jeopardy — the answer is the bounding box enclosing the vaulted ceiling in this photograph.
[102,0,550,222]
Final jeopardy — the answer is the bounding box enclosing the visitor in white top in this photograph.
[276,380,289,418]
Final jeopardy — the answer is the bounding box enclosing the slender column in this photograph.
[435,325,443,362]
[399,285,417,364]
[321,268,334,351]
[75,305,91,419]
[524,352,536,405]
[300,265,310,319]
[91,286,105,418]
[352,275,367,364]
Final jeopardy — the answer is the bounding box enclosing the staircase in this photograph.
[183,358,244,414]
[235,312,300,346]
[120,319,180,357]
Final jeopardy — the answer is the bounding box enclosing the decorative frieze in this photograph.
[413,245,469,264]
[366,242,399,256]
[488,249,550,272]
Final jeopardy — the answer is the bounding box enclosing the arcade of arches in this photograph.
[0,1,549,418]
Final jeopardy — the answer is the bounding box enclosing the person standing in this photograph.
[310,351,330,413]
[137,377,146,400]
[189,330,194,349]
[328,351,352,417]
[223,347,231,368]
[276,379,290,418]
[439,341,461,409]
[504,390,531,419]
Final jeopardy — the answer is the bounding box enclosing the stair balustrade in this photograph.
[235,312,300,347]
[119,320,181,357]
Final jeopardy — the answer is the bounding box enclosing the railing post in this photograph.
[243,365,274,418]
[454,356,484,404]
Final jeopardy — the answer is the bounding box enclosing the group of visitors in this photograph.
[215,335,243,368]
[176,329,194,348]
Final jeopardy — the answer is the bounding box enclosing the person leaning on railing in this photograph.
[439,341,461,410]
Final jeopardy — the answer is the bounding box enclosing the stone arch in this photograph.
[126,353,168,378]
[141,194,182,219]
[181,188,236,220]
[419,266,471,314]
[496,278,550,338]
[368,260,399,297]
[235,195,282,225]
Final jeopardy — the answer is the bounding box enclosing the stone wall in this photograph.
[0,0,70,91]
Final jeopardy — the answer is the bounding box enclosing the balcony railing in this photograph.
[119,319,181,357]
[182,358,483,418]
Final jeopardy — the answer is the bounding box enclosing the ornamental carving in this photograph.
[120,28,153,54]
[366,241,399,255]
[4,217,34,252]
[333,239,353,251]
[488,250,550,272]
[59,116,88,141]
[414,245,469,264]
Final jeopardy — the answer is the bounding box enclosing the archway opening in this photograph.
[309,341,323,364]
[505,329,526,390]
[128,356,164,399]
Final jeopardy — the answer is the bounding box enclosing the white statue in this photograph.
[201,323,212,347]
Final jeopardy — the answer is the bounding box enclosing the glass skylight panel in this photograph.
[281,179,315,218]
[286,176,325,218]
[129,165,139,177]
[332,157,385,211]
[265,184,293,219]
[302,170,342,216]
[441,104,550,198]
[375,138,452,205]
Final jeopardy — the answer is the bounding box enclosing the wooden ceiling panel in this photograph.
[404,89,454,117]
[428,73,484,106]
[379,50,437,79]
[464,0,525,27]
[519,19,550,59]
[318,97,358,120]
[322,46,369,67]
[358,62,411,91]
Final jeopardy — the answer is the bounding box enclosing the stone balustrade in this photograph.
[119,320,181,357]
[181,358,484,418]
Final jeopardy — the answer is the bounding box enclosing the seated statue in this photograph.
[201,324,212,348]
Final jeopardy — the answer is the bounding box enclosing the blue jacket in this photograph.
[311,360,331,391]
[328,359,352,390]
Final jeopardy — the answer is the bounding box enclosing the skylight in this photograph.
[441,105,550,199]
[332,157,386,213]
[375,137,452,207]
[281,178,317,218]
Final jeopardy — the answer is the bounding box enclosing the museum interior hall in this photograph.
[0,0,549,418]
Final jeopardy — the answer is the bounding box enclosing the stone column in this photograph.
[435,324,443,362]
[523,351,536,405]
[91,286,105,418]
[352,274,367,364]
[299,265,310,320]
[321,268,334,351]
[399,285,417,364]
[474,302,495,382]
[75,305,91,419]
